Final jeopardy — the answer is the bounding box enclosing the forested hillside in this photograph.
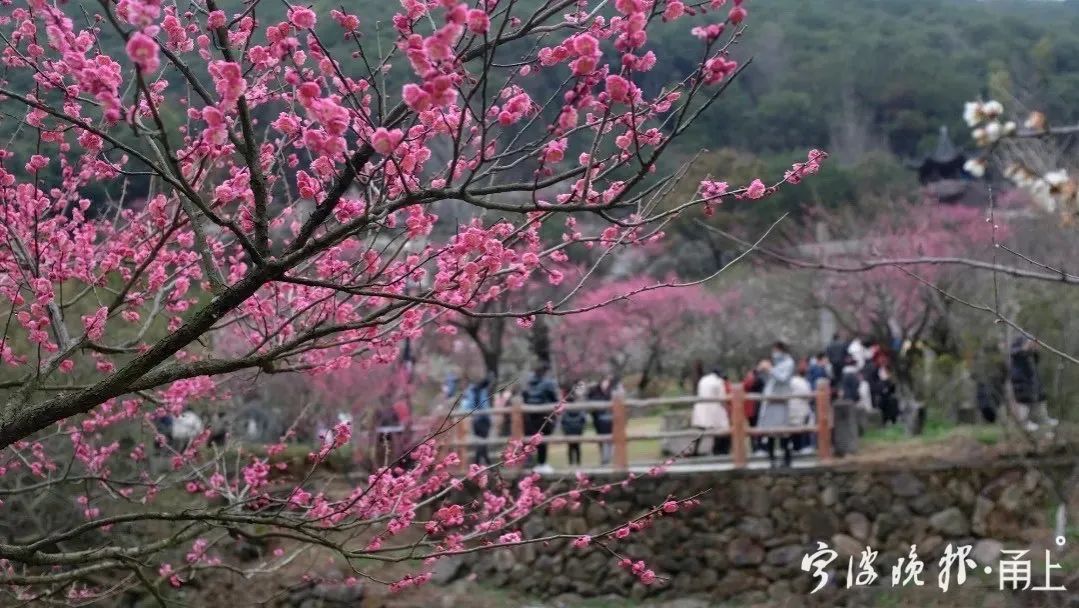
[680,0,1079,161]
[280,0,1079,159]
[4,0,1077,201]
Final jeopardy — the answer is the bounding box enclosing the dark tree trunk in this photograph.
[530,316,551,367]
[461,313,505,385]
[637,346,662,396]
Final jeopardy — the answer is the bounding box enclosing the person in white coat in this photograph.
[847,337,868,371]
[787,361,814,454]
[857,376,874,413]
[691,366,729,456]
[171,410,205,446]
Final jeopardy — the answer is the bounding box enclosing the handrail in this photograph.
[443,425,821,447]
[446,392,819,417]
[438,381,834,473]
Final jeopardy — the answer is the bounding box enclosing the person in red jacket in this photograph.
[742,359,769,452]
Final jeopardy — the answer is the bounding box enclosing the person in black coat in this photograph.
[560,381,588,465]
[1010,337,1056,430]
[875,363,899,425]
[825,333,850,384]
[973,342,1007,423]
[1010,337,1043,403]
[464,373,494,465]
[522,364,560,469]
[587,375,618,465]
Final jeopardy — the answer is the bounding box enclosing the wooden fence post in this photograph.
[454,417,469,473]
[509,397,524,468]
[510,397,524,446]
[611,394,628,472]
[730,385,748,468]
[816,380,832,462]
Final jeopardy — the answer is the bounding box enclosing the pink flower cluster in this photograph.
[158,563,183,588]
[619,559,657,585]
[703,55,738,85]
[310,420,353,462]
[125,31,159,73]
[784,149,828,184]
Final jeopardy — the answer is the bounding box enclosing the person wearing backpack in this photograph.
[1011,337,1056,431]
[587,375,618,465]
[561,381,589,465]
[838,356,862,404]
[522,364,560,473]
[825,333,850,383]
[461,371,493,465]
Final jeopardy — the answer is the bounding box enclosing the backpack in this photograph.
[561,410,587,435]
[523,376,557,405]
[463,384,491,433]
[840,371,861,402]
[471,411,492,437]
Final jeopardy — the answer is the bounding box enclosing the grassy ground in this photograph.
[861,405,1004,447]
[543,415,665,470]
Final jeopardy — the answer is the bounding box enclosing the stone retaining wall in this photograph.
[455,458,1069,605]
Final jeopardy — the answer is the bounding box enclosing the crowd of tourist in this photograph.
[146,333,1054,474]
[686,335,899,469]
[449,334,900,471]
[449,332,1057,472]
[454,365,622,474]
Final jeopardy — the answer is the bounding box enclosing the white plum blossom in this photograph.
[1003,163,1035,186]
[971,121,1009,147]
[966,101,1079,215]
[963,99,1004,127]
[963,158,987,178]
[1004,168,1077,214]
[1045,169,1070,188]
[1024,111,1047,132]
[1029,180,1058,213]
[963,101,983,127]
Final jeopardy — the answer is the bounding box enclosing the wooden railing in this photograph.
[445,381,833,471]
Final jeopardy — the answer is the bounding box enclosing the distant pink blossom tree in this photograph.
[815,203,1004,351]
[0,0,821,600]
[553,278,740,392]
